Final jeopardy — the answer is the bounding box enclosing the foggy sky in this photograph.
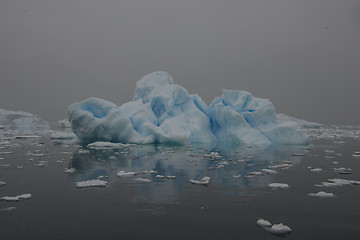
[1,0,360,125]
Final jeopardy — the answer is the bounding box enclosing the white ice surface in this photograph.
[308,191,336,198]
[257,218,272,228]
[0,108,49,131]
[269,183,290,189]
[68,72,308,147]
[189,176,210,185]
[75,179,107,188]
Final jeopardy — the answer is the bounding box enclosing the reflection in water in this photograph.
[68,143,308,203]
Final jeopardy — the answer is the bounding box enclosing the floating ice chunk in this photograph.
[18,193,31,200]
[155,175,165,178]
[189,176,210,185]
[249,171,263,176]
[0,181,6,186]
[310,168,323,172]
[316,178,360,187]
[308,191,336,198]
[1,196,20,202]
[1,207,16,211]
[134,178,151,182]
[261,169,277,175]
[50,131,77,140]
[64,168,76,173]
[0,108,49,131]
[166,176,176,179]
[68,72,308,146]
[269,183,290,189]
[117,170,138,177]
[233,175,242,178]
[149,170,158,174]
[291,153,305,156]
[333,167,352,174]
[75,179,107,188]
[257,218,272,228]
[87,141,129,149]
[1,193,31,201]
[268,223,292,235]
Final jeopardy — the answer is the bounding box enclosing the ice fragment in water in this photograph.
[117,170,138,177]
[189,176,210,185]
[0,181,6,186]
[75,179,107,188]
[269,183,290,189]
[268,223,292,235]
[308,191,336,198]
[257,218,272,228]
[64,168,76,173]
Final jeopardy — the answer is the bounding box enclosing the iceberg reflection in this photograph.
[67,143,308,203]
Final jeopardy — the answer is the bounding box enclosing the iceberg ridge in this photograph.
[68,72,308,147]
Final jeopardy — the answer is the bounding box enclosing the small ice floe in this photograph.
[233,175,242,178]
[97,175,108,180]
[325,156,335,159]
[75,179,107,188]
[218,161,229,165]
[316,178,360,187]
[249,171,263,176]
[268,163,291,170]
[149,170,158,174]
[0,151,12,154]
[16,166,23,169]
[166,176,176,179]
[333,161,339,164]
[257,219,291,236]
[134,178,151,182]
[268,223,292,236]
[269,183,290,189]
[56,160,64,163]
[1,193,31,202]
[310,168,323,172]
[117,170,138,177]
[257,218,272,228]
[189,176,210,186]
[0,164,10,168]
[352,152,360,158]
[50,131,76,140]
[333,167,352,174]
[308,191,336,198]
[155,175,165,178]
[0,181,6,186]
[261,169,277,175]
[87,142,128,149]
[1,207,16,211]
[64,168,76,173]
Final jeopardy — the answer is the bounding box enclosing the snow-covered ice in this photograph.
[257,218,272,228]
[0,108,49,131]
[1,193,31,201]
[117,170,138,177]
[0,181,6,186]
[268,223,292,235]
[269,183,290,189]
[64,168,76,173]
[68,72,308,147]
[308,191,336,198]
[189,176,210,185]
[75,179,107,188]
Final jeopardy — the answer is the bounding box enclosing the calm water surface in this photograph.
[1,126,360,239]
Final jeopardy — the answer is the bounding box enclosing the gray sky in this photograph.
[1,0,360,125]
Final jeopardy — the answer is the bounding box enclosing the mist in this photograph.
[1,0,360,125]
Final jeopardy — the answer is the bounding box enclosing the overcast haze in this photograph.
[1,0,360,125]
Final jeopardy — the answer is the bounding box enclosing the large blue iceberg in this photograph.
[68,72,308,147]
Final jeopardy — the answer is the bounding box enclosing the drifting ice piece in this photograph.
[189,176,211,185]
[0,108,49,131]
[75,179,107,188]
[68,72,308,146]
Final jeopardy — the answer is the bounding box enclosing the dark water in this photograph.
[1,127,360,239]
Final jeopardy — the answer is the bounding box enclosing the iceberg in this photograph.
[0,108,49,131]
[68,72,308,147]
